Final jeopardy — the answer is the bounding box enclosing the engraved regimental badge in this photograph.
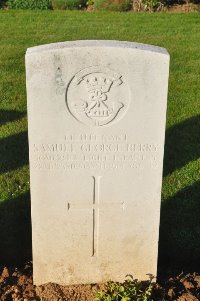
[66,66,130,127]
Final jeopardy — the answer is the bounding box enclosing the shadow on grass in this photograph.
[158,181,200,274]
[0,0,6,8]
[163,115,200,177]
[0,109,30,266]
[0,109,26,127]
[0,131,29,174]
[0,192,32,266]
[158,115,200,272]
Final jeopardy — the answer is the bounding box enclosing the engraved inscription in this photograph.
[67,176,125,257]
[66,66,130,127]
[32,133,161,171]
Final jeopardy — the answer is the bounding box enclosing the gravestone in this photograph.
[26,40,169,285]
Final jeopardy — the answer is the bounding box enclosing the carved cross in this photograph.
[67,176,125,257]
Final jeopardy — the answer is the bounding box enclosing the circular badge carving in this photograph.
[66,66,130,127]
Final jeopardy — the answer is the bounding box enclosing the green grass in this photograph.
[0,10,199,267]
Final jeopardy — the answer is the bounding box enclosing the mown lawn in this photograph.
[0,10,199,268]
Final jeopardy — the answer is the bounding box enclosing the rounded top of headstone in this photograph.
[26,40,169,56]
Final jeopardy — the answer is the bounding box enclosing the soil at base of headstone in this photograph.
[1,262,200,301]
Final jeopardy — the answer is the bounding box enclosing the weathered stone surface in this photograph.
[26,40,170,285]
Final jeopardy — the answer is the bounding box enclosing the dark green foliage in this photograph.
[164,0,200,5]
[52,0,86,9]
[94,0,132,11]
[7,0,51,9]
[163,0,184,5]
[0,0,6,8]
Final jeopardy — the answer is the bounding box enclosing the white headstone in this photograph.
[26,40,169,285]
